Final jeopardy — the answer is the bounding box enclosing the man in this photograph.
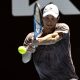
[22,3,78,80]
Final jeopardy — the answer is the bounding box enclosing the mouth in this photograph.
[47,25,53,27]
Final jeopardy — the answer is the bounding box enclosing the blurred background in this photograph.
[1,0,80,80]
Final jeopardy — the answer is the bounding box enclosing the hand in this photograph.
[27,38,39,50]
[36,37,43,44]
[52,32,58,38]
[32,39,39,47]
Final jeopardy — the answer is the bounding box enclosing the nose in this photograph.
[47,20,52,25]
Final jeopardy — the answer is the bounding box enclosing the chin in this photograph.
[46,31,52,34]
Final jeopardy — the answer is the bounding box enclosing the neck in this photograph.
[41,28,55,37]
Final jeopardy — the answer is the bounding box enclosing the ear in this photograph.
[56,16,60,22]
[57,16,60,21]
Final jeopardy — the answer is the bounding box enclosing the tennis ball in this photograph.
[18,46,27,54]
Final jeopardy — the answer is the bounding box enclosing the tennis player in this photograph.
[22,3,79,80]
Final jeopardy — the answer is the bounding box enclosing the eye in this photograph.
[51,18,54,20]
[43,17,49,21]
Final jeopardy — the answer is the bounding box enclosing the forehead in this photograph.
[43,15,56,19]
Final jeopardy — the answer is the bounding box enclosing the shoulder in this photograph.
[27,32,34,36]
[56,23,69,30]
[55,23,70,34]
[25,32,34,39]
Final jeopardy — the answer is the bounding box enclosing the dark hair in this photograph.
[48,2,53,4]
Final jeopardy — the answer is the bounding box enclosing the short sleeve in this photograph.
[55,23,69,33]
[54,23,70,39]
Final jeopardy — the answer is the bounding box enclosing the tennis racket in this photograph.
[33,2,43,40]
[18,2,43,54]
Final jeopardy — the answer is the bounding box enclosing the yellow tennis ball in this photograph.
[18,46,27,54]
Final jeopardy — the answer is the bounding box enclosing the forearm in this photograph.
[37,33,60,45]
[38,38,56,45]
[22,45,36,63]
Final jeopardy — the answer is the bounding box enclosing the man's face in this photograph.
[42,15,58,34]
